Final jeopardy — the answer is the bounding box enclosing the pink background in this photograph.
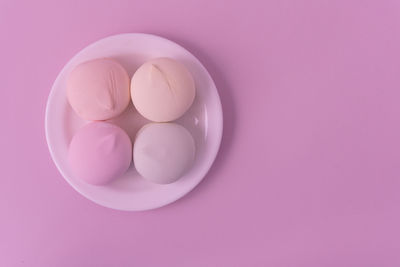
[1,0,400,266]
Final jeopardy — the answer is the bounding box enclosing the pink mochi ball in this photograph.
[68,122,132,185]
[67,58,130,121]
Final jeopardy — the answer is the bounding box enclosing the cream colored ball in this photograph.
[131,58,195,122]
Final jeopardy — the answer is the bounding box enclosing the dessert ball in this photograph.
[131,58,195,122]
[68,122,132,185]
[133,123,195,184]
[67,58,130,120]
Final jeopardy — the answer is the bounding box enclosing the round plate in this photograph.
[45,33,223,211]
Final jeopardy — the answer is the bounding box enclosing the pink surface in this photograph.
[1,0,400,266]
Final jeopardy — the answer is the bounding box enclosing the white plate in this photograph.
[45,33,223,211]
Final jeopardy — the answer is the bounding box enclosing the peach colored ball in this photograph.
[131,58,195,122]
[67,58,130,121]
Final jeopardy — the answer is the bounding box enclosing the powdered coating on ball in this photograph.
[133,123,195,184]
